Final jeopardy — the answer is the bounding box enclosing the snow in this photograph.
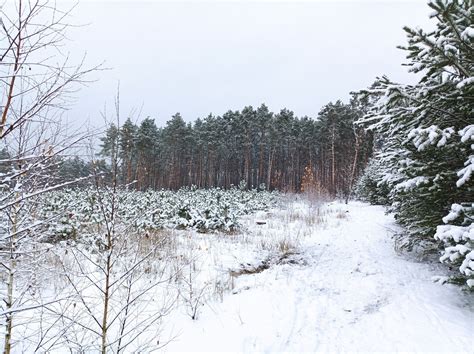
[459,250,474,277]
[407,125,455,150]
[160,200,474,352]
[429,9,439,19]
[457,155,474,187]
[443,43,458,54]
[442,203,464,223]
[456,77,474,89]
[461,26,474,41]
[3,195,472,351]
[395,176,429,191]
[460,125,474,143]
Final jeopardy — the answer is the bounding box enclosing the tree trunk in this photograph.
[267,148,274,190]
[346,130,361,204]
[331,125,336,197]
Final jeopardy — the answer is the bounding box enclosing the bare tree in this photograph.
[0,0,99,140]
[48,93,177,353]
[0,1,100,352]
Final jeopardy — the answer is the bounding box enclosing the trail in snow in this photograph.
[162,201,473,353]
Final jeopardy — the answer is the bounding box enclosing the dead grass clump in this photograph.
[284,207,326,227]
[229,260,271,278]
[278,238,294,254]
[335,209,349,219]
[229,249,305,279]
[133,229,176,260]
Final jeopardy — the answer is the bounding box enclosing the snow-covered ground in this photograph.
[161,199,473,353]
[4,196,472,352]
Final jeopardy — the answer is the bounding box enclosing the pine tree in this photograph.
[357,0,473,285]
[119,118,138,185]
[255,104,273,188]
[316,101,361,198]
[95,102,371,196]
[136,118,159,189]
[100,123,120,175]
[163,113,188,189]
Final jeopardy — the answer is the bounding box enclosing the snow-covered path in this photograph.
[163,201,473,352]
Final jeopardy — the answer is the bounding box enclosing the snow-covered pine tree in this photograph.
[119,118,138,185]
[100,123,120,175]
[357,0,473,285]
[136,118,159,189]
[354,156,391,206]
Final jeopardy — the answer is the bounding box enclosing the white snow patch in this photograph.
[461,26,474,41]
[457,155,474,187]
[456,77,474,89]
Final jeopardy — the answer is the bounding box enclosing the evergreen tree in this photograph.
[58,156,90,183]
[119,118,138,185]
[316,101,362,198]
[100,123,120,175]
[357,0,473,285]
[163,113,188,189]
[136,118,159,189]
[94,102,372,200]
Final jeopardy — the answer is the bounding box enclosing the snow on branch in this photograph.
[407,125,455,150]
[395,176,430,191]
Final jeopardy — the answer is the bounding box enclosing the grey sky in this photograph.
[63,0,432,129]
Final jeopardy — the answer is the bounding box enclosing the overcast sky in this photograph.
[61,0,432,129]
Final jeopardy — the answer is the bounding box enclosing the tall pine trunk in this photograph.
[331,125,336,197]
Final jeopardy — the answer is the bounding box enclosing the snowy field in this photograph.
[161,198,473,353]
[4,194,473,352]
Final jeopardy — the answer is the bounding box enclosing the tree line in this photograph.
[96,100,373,196]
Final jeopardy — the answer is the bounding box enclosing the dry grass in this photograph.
[283,206,327,227]
[335,209,348,219]
[278,238,295,254]
[132,229,176,260]
[229,260,271,277]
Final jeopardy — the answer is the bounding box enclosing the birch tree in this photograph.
[0,0,99,351]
